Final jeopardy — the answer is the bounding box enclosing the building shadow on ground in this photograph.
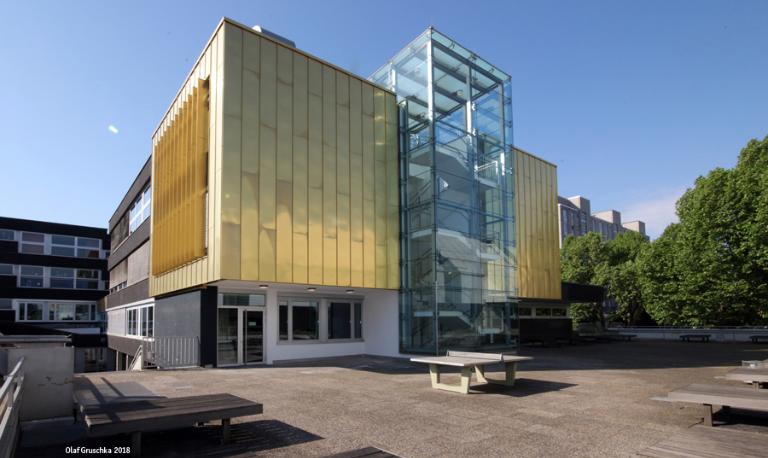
[17,419,322,458]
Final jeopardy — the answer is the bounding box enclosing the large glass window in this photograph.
[127,308,138,335]
[292,302,318,340]
[126,305,154,337]
[221,293,265,306]
[0,264,13,275]
[76,269,100,289]
[0,229,14,241]
[20,232,44,254]
[328,302,351,339]
[49,303,75,321]
[50,267,75,288]
[19,302,43,321]
[75,304,91,321]
[278,300,319,341]
[77,238,101,259]
[129,185,152,233]
[19,266,44,287]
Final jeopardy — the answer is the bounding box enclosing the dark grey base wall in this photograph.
[108,334,142,356]
[155,286,218,367]
[519,318,573,343]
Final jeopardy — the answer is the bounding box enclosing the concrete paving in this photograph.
[18,340,768,457]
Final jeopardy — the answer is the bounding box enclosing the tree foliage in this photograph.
[561,233,608,325]
[639,136,768,325]
[561,136,768,326]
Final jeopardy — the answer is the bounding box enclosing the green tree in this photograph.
[639,136,768,325]
[598,231,650,325]
[561,233,607,324]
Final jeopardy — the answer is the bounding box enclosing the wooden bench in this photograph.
[410,351,532,394]
[81,393,263,457]
[679,334,711,343]
[652,383,768,426]
[637,425,768,458]
[724,367,768,389]
[750,335,768,344]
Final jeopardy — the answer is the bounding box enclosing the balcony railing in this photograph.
[0,357,25,458]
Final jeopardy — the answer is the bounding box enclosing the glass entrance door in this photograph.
[217,308,239,365]
[244,310,263,363]
[217,307,265,366]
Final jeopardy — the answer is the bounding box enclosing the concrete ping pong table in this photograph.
[410,351,533,394]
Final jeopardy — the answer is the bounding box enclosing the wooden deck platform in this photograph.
[637,425,768,458]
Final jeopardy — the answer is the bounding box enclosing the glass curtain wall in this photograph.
[371,28,518,354]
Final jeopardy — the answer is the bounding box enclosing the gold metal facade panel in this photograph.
[361,84,376,288]
[514,149,561,300]
[150,25,224,297]
[307,59,324,284]
[258,38,277,282]
[221,25,243,280]
[348,78,364,287]
[292,53,309,284]
[336,73,351,287]
[240,31,261,280]
[151,76,209,277]
[275,46,294,283]
[205,23,399,290]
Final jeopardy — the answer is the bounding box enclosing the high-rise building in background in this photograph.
[558,195,647,246]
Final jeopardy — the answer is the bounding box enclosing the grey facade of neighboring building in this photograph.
[558,195,647,246]
[104,156,153,370]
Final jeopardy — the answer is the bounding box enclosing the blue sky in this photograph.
[1,1,766,238]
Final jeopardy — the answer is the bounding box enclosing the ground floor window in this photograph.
[126,304,154,338]
[279,298,362,342]
[279,300,319,341]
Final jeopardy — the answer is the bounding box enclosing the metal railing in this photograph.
[606,326,768,342]
[0,358,24,458]
[142,337,200,369]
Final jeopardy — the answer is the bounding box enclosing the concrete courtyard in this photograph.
[19,341,768,457]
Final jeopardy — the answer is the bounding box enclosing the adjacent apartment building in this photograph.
[0,217,111,372]
[558,195,647,246]
[106,19,581,367]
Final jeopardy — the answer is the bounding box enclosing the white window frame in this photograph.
[0,229,16,241]
[18,265,45,288]
[16,266,102,290]
[15,300,98,322]
[19,232,45,255]
[278,298,320,342]
[129,185,152,234]
[278,296,364,344]
[0,263,14,276]
[327,300,363,341]
[126,304,154,338]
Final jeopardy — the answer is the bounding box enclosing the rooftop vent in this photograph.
[253,25,295,48]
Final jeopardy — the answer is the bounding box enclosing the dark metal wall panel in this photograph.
[199,286,218,366]
[107,334,142,356]
[0,217,108,244]
[104,279,150,309]
[154,289,202,339]
[0,286,106,302]
[108,220,150,270]
[108,157,152,232]
[519,318,573,343]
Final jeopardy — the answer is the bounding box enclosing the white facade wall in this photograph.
[255,287,399,364]
[107,308,125,336]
